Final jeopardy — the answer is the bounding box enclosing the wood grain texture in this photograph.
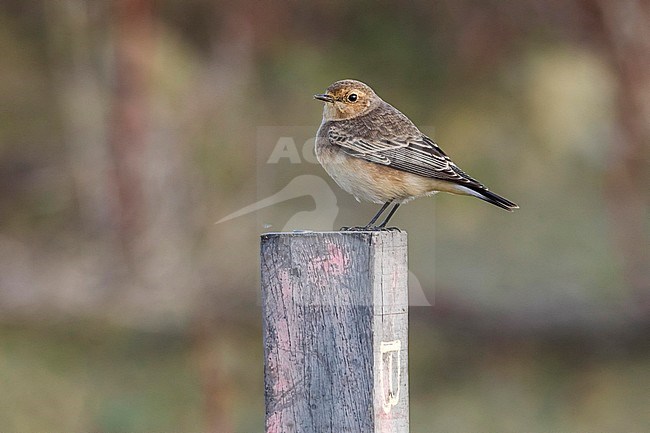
[261,231,408,433]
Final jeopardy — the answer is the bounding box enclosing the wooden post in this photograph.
[261,231,409,433]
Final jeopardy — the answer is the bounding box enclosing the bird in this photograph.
[314,79,518,230]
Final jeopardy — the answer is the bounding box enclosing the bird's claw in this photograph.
[339,226,402,232]
[339,226,367,231]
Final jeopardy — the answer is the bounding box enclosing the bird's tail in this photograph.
[467,186,518,211]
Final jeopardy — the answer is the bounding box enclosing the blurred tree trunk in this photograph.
[46,0,114,234]
[594,0,650,307]
[110,0,154,245]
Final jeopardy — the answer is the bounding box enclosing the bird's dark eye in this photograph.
[347,93,358,102]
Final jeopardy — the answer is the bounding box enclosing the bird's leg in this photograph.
[377,203,401,229]
[340,202,396,231]
[341,202,391,231]
[364,201,392,229]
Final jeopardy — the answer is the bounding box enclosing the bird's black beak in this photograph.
[314,93,334,103]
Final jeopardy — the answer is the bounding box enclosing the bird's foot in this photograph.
[339,225,402,232]
[339,226,368,231]
[373,226,402,232]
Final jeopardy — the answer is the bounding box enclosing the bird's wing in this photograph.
[328,127,408,165]
[328,125,485,188]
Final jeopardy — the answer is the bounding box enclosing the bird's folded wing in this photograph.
[328,126,484,188]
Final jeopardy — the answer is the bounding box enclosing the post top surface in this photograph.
[261,230,408,240]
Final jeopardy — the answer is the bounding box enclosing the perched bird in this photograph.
[314,79,518,229]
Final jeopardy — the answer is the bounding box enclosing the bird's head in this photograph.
[314,79,381,121]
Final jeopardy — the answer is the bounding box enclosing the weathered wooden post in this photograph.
[261,231,409,433]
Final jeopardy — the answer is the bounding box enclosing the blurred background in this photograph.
[1,0,648,431]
